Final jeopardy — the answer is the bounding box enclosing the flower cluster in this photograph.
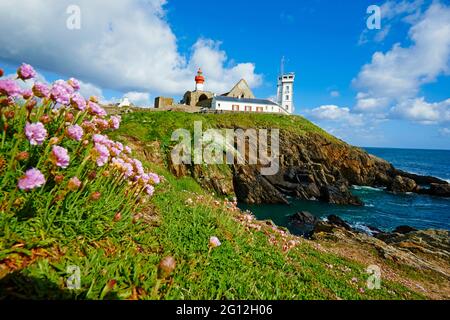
[1,63,160,219]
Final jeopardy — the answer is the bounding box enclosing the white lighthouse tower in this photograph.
[277,57,295,114]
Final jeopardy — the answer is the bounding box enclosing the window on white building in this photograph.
[285,95,289,101]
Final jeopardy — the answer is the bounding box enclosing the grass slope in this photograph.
[0,111,429,299]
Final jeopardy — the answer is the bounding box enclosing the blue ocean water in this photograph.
[239,148,450,234]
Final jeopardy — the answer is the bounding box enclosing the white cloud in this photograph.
[0,0,262,97]
[307,105,365,126]
[330,90,340,98]
[78,81,104,100]
[124,91,152,107]
[391,97,450,124]
[353,2,450,115]
[439,127,450,136]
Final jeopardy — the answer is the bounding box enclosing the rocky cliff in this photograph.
[169,128,449,205]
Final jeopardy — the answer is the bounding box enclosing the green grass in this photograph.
[0,111,427,299]
[0,177,423,299]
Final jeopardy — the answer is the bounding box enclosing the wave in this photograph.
[351,222,377,236]
[352,185,384,192]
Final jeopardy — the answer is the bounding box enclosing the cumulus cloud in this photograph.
[0,0,262,96]
[307,105,365,126]
[391,97,450,124]
[123,91,152,107]
[353,1,450,124]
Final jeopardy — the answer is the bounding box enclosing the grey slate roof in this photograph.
[214,96,279,106]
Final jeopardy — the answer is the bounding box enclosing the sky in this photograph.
[0,0,449,149]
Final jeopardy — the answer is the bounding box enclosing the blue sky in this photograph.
[1,0,449,149]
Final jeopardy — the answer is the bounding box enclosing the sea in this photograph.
[239,147,450,235]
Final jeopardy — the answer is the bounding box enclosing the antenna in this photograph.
[280,56,285,76]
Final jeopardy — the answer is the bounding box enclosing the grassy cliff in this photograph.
[2,110,446,299]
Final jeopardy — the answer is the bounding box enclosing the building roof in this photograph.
[221,79,255,99]
[214,96,279,106]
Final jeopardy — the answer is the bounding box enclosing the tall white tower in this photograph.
[277,58,295,114]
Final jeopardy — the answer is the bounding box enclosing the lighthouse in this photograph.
[195,68,205,91]
[277,57,295,114]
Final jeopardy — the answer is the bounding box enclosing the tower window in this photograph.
[285,95,289,101]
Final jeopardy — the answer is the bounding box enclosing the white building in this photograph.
[118,97,131,108]
[210,96,289,114]
[172,63,296,114]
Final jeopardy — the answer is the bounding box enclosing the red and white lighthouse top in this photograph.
[195,68,205,84]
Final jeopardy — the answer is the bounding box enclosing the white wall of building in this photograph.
[277,73,295,114]
[211,98,288,114]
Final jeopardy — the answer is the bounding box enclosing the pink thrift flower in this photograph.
[145,184,155,196]
[17,63,36,80]
[123,162,134,177]
[21,89,33,99]
[67,124,84,141]
[50,80,74,105]
[109,115,121,130]
[51,145,70,168]
[132,159,145,176]
[93,134,110,145]
[0,79,21,97]
[94,143,110,167]
[32,82,50,98]
[81,120,96,133]
[124,146,132,154]
[68,176,81,191]
[25,122,48,145]
[88,101,107,116]
[70,93,86,111]
[67,78,80,90]
[209,236,221,248]
[18,168,46,191]
[110,146,121,157]
[148,173,160,184]
[115,142,124,152]
[94,118,109,130]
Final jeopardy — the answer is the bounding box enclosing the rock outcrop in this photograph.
[310,217,450,278]
[166,127,449,205]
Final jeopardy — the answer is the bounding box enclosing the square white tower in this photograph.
[277,73,295,114]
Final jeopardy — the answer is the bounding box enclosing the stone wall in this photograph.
[154,96,174,108]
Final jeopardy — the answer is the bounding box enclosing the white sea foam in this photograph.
[352,185,384,192]
[351,222,375,236]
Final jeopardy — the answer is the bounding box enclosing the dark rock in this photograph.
[393,225,418,234]
[366,225,384,235]
[388,175,417,193]
[289,211,318,226]
[319,183,363,206]
[313,221,336,234]
[327,215,353,230]
[428,183,450,197]
[396,170,448,185]
[313,215,353,234]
